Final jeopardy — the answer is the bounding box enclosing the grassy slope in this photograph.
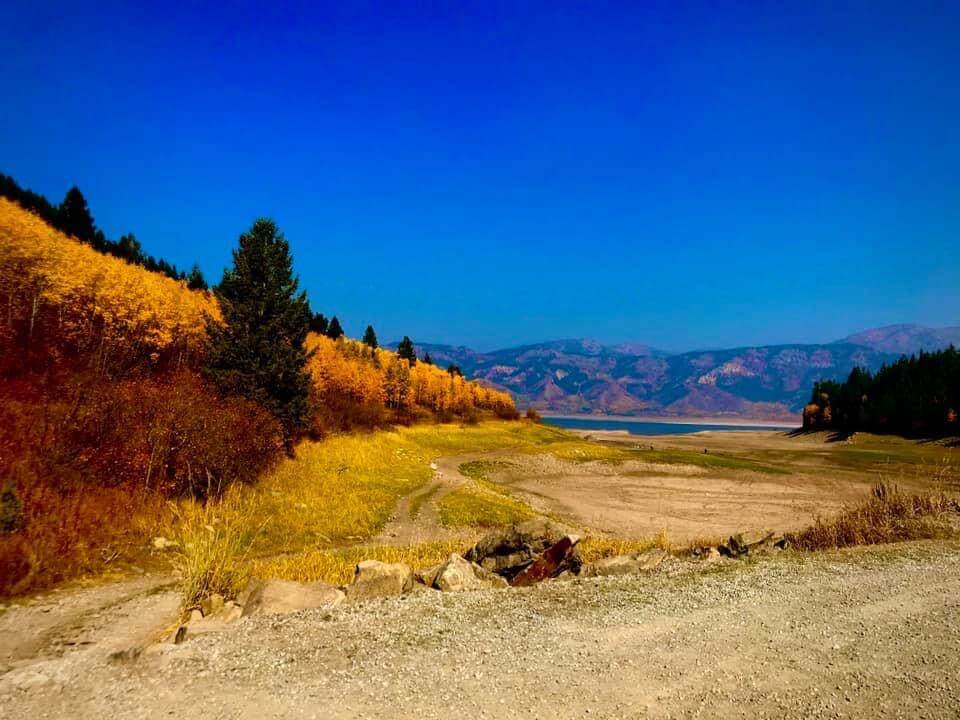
[170,422,958,601]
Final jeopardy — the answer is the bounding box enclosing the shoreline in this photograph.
[541,413,799,429]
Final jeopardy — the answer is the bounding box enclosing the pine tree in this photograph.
[326,316,344,340]
[58,186,97,243]
[396,336,416,365]
[204,218,313,443]
[309,312,329,335]
[186,264,208,290]
[422,352,433,365]
[362,324,378,349]
[447,364,462,377]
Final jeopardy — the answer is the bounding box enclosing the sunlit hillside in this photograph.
[0,197,217,369]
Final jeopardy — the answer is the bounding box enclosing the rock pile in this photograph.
[173,520,795,645]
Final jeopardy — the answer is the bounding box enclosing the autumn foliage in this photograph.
[0,198,516,595]
[0,197,217,372]
[307,334,517,431]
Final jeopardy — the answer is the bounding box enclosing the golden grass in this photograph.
[168,491,261,608]
[577,531,672,563]
[244,421,563,554]
[249,540,470,587]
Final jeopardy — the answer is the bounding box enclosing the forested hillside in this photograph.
[0,198,514,595]
[803,347,960,436]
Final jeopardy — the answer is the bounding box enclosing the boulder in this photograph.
[433,554,508,592]
[719,531,776,557]
[177,601,243,640]
[344,560,414,603]
[580,548,669,578]
[511,535,581,587]
[241,579,344,617]
[465,518,574,579]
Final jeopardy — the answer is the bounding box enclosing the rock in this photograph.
[241,579,345,617]
[465,518,575,580]
[433,554,508,592]
[152,536,178,551]
[580,549,669,578]
[719,531,776,557]
[200,593,224,617]
[179,601,243,640]
[344,560,414,603]
[414,564,442,587]
[511,535,581,587]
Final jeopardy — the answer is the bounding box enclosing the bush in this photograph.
[0,478,23,534]
[525,407,542,422]
[788,482,958,551]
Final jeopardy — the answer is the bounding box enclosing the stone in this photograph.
[433,554,508,592]
[465,518,574,580]
[200,593,225,617]
[414,564,442,587]
[344,560,414,603]
[719,531,775,557]
[580,549,669,578]
[241,579,345,617]
[511,535,581,587]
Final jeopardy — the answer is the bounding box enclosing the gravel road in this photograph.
[2,541,959,719]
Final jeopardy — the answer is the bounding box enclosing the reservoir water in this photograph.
[543,416,796,435]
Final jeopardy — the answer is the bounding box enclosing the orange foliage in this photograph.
[306,335,516,430]
[0,197,218,371]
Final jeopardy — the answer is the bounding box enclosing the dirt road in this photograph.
[2,541,958,719]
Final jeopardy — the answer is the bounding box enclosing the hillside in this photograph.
[407,329,959,420]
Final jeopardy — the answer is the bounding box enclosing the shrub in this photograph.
[0,478,23,534]
[525,407,542,422]
[788,482,958,551]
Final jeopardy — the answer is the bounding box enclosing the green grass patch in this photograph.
[437,485,536,528]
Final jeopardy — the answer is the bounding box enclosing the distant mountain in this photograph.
[400,324,959,421]
[836,324,960,355]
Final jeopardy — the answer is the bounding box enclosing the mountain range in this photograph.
[402,324,960,421]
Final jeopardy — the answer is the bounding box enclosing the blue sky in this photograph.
[1,1,958,351]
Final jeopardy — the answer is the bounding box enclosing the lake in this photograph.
[543,416,796,435]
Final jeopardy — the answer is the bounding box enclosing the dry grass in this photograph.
[577,531,672,563]
[245,421,562,553]
[249,540,470,587]
[788,482,959,551]
[168,492,262,608]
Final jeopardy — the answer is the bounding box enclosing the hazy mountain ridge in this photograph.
[402,324,958,421]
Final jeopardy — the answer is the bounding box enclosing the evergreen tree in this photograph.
[309,312,329,335]
[422,352,433,365]
[58,186,97,243]
[447,364,463,377]
[204,218,313,443]
[186,264,208,290]
[396,336,416,365]
[362,324,378,349]
[326,316,344,340]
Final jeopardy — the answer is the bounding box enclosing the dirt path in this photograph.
[0,573,178,681]
[372,452,525,545]
[2,541,958,718]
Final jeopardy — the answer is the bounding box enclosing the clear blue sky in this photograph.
[1,1,958,351]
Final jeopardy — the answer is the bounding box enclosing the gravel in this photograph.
[3,541,960,719]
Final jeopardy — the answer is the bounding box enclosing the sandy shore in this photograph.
[542,413,799,428]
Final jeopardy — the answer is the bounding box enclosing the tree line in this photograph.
[803,346,960,436]
[0,172,207,288]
